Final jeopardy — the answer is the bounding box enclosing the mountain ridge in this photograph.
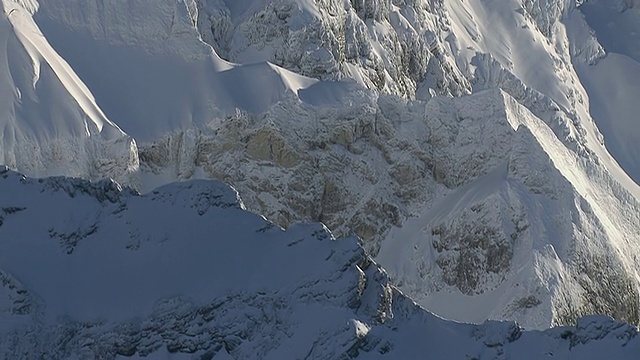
[0,0,138,186]
[1,167,639,359]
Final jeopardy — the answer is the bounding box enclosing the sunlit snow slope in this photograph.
[377,89,640,329]
[0,0,138,185]
[576,0,640,183]
[31,0,355,142]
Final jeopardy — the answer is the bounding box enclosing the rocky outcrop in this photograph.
[139,93,434,256]
[194,0,470,98]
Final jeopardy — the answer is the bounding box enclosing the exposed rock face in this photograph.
[431,202,514,295]
[139,92,433,256]
[136,87,640,330]
[377,90,640,329]
[245,126,301,168]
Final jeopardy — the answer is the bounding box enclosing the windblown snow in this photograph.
[1,0,640,346]
[0,0,138,186]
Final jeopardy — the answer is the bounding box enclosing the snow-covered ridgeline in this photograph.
[190,0,640,191]
[378,89,640,329]
[138,87,640,330]
[194,0,470,98]
[0,0,138,186]
[0,167,639,359]
[187,0,640,329]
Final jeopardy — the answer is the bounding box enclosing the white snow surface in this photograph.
[0,0,138,186]
[377,89,640,329]
[576,0,640,183]
[0,167,639,359]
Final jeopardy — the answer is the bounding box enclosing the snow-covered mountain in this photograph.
[2,0,640,334]
[1,167,639,359]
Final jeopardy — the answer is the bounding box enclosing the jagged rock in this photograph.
[245,126,301,168]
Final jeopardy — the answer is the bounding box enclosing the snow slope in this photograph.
[377,89,640,329]
[0,167,639,359]
[161,0,640,329]
[31,0,354,143]
[0,0,138,186]
[575,0,640,183]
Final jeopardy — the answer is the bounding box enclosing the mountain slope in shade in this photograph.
[0,167,639,359]
[0,0,138,186]
[575,0,640,183]
[31,0,356,143]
